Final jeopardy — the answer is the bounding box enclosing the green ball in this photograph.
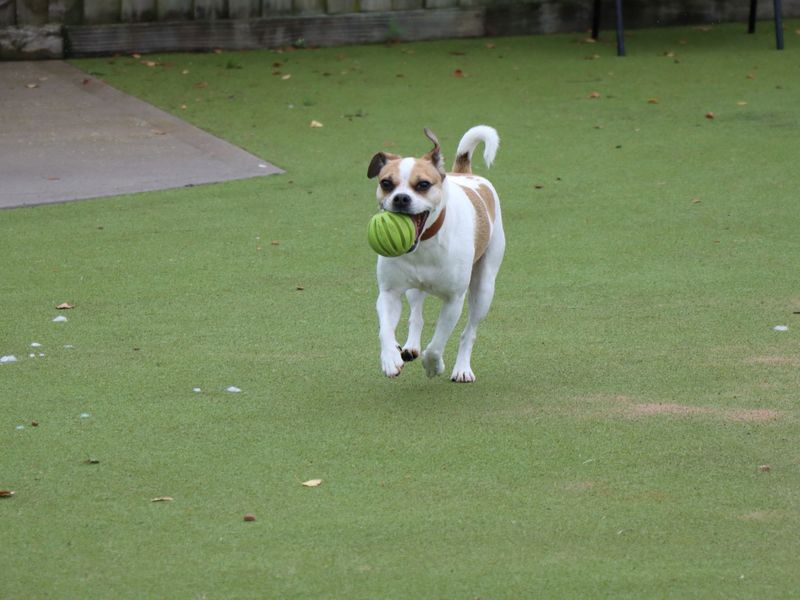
[367,211,416,257]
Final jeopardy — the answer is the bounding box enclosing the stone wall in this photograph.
[1,0,798,59]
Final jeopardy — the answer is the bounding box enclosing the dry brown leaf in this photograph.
[271,240,280,246]
[142,61,157,67]
[132,53,141,59]
[705,112,715,120]
[194,81,208,89]
[180,104,188,110]
[647,98,659,104]
[691,197,702,204]
[746,73,755,80]
[485,42,496,49]
[758,464,771,472]
[453,69,465,77]
[150,496,174,502]
[302,479,322,487]
[243,513,257,521]
[56,302,75,310]
[588,91,601,99]
[309,120,323,128]
[0,490,16,498]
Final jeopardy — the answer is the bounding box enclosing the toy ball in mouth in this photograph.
[367,211,416,257]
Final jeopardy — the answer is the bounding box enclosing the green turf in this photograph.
[3,21,800,598]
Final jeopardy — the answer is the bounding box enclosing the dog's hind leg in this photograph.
[401,289,426,362]
[451,224,506,383]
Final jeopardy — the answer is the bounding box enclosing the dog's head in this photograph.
[367,128,446,250]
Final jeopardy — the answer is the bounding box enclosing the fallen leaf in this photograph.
[151,129,167,135]
[194,81,208,88]
[664,51,675,57]
[758,464,771,472]
[142,60,157,67]
[180,104,188,110]
[281,74,292,80]
[296,285,305,291]
[309,120,323,128]
[82,78,91,85]
[31,420,39,427]
[585,54,600,60]
[181,69,190,75]
[302,479,322,487]
[243,513,257,521]
[692,197,702,204]
[534,184,544,189]
[449,51,466,56]
[26,83,39,89]
[588,91,601,99]
[0,490,15,498]
[705,112,715,120]
[84,458,101,464]
[736,101,748,106]
[46,176,60,181]
[647,98,659,104]
[453,69,464,77]
[150,496,173,502]
[583,37,597,44]
[746,73,755,80]
[213,48,223,54]
[132,53,141,59]
[56,302,75,310]
[271,240,280,246]
[485,42,496,49]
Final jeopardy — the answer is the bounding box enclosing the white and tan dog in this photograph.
[368,125,505,382]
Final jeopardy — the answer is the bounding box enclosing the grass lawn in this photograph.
[3,21,800,598]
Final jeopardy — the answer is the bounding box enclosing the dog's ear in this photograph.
[367,152,400,179]
[423,128,446,178]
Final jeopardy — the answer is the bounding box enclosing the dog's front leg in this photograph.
[377,289,405,377]
[421,292,466,378]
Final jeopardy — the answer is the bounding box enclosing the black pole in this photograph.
[615,0,625,56]
[748,0,757,33]
[592,0,601,39]
[774,0,784,49]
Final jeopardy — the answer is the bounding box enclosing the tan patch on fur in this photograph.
[410,160,444,190]
[453,153,471,174]
[460,184,497,263]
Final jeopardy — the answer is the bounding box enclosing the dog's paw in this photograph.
[421,350,445,378]
[450,368,476,383]
[400,347,420,362]
[381,348,405,378]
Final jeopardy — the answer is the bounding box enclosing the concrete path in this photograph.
[0,61,283,209]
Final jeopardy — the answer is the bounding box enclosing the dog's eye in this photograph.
[380,179,395,192]
[415,181,431,192]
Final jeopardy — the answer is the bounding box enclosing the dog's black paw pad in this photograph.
[400,348,419,362]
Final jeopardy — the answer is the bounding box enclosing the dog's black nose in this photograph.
[393,193,412,209]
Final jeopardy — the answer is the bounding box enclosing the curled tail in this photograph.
[452,125,500,174]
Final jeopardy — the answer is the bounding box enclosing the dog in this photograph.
[367,125,505,382]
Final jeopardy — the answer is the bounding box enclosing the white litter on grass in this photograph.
[773,325,788,331]
[192,387,202,393]
[15,425,25,430]
[79,412,91,419]
[30,342,42,347]
[258,163,269,169]
[52,315,68,322]
[226,386,242,393]
[39,353,45,357]
[29,354,35,358]
[1,355,18,364]
[64,344,74,349]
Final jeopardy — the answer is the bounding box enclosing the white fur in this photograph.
[456,125,499,169]
[374,126,505,382]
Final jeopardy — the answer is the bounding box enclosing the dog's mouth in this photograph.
[407,211,429,252]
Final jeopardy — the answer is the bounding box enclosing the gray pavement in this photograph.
[0,61,282,209]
